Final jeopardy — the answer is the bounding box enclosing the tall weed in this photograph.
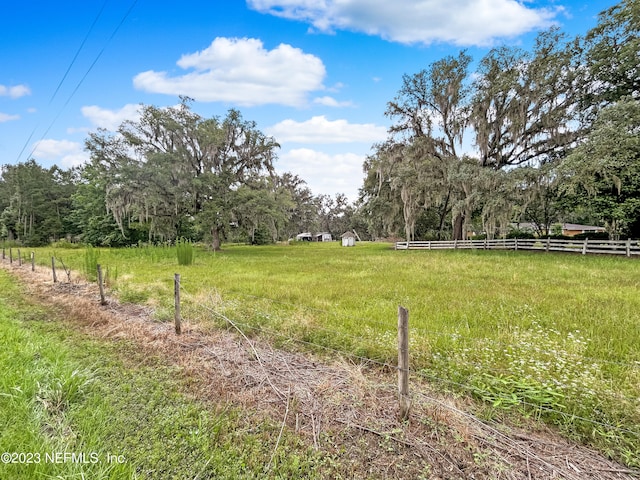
[83,245,100,281]
[176,239,194,266]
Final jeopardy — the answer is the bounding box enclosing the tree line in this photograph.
[79,103,310,250]
[1,1,638,247]
[0,108,362,247]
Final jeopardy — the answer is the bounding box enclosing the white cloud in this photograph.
[277,148,364,200]
[312,96,353,107]
[248,0,558,46]
[267,116,387,144]
[81,104,142,130]
[0,84,31,99]
[133,37,326,107]
[32,139,88,168]
[0,112,20,122]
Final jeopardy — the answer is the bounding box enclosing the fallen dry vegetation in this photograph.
[3,260,639,479]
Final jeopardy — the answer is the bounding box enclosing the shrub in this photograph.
[506,229,536,239]
[573,232,609,240]
[50,239,82,249]
[251,226,274,245]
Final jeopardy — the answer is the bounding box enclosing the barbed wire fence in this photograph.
[172,273,640,450]
[2,250,640,476]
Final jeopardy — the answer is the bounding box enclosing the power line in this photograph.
[48,0,111,106]
[21,0,139,163]
[15,0,109,163]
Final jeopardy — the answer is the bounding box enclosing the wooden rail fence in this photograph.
[395,237,640,257]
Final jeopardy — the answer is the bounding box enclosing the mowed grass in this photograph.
[31,241,640,465]
[0,269,335,479]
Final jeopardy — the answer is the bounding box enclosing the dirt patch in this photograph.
[3,261,638,479]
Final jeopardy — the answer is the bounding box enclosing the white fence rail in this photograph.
[395,238,640,257]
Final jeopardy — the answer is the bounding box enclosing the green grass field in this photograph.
[23,242,640,466]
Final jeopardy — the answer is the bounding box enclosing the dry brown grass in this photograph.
[3,259,638,480]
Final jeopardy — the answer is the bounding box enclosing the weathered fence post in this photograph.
[514,238,519,251]
[582,238,588,255]
[51,257,57,283]
[9,248,13,264]
[626,238,631,258]
[17,249,22,266]
[545,237,550,252]
[174,273,182,335]
[31,252,35,272]
[97,264,107,306]
[398,305,410,421]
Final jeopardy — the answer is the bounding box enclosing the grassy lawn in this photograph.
[24,241,640,466]
[0,269,334,479]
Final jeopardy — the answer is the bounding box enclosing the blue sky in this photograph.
[1,0,617,201]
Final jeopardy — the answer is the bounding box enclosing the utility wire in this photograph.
[15,0,109,163]
[49,0,111,106]
[22,0,139,163]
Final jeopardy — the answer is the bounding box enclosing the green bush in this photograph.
[49,239,82,249]
[506,229,536,239]
[573,232,609,240]
[251,226,274,245]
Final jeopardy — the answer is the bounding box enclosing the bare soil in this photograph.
[3,261,639,479]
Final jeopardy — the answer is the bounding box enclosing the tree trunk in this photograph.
[211,226,222,251]
[453,213,464,240]
[437,187,452,240]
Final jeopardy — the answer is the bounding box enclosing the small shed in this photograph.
[341,231,356,247]
[295,232,313,241]
[315,232,333,242]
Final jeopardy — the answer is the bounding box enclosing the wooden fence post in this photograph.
[174,273,182,335]
[31,252,35,272]
[514,238,519,251]
[545,237,550,252]
[17,249,21,266]
[626,238,631,258]
[9,248,13,264]
[97,264,107,306]
[398,305,410,421]
[582,238,588,255]
[51,257,57,283]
